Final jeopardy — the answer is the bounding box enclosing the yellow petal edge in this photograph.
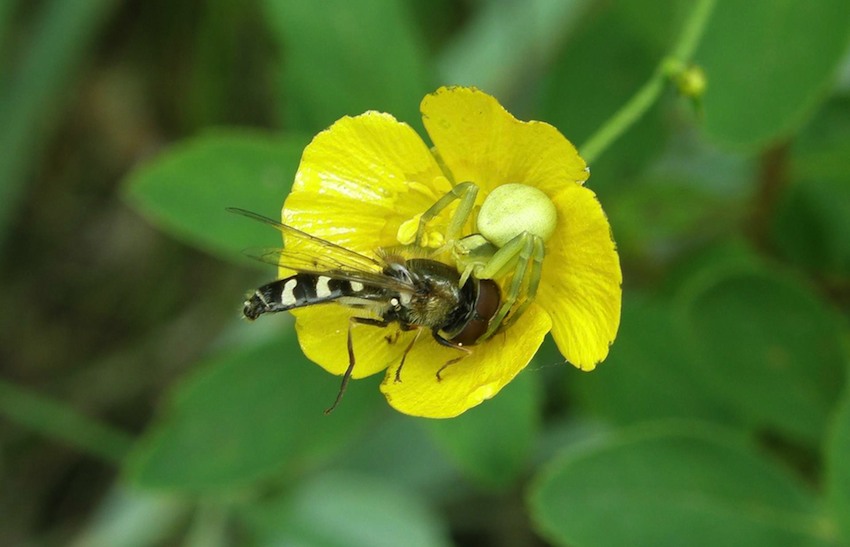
[538,183,622,370]
[380,305,552,418]
[420,86,589,196]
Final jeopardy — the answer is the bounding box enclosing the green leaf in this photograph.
[332,414,459,498]
[772,98,850,277]
[569,294,730,425]
[0,1,17,56]
[606,177,739,261]
[541,7,665,192]
[677,266,846,445]
[614,0,692,55]
[123,130,305,262]
[125,333,380,492]
[529,423,832,547]
[184,504,229,547]
[424,370,540,489]
[826,391,850,544]
[696,0,850,148]
[792,98,850,181]
[437,0,588,99]
[661,239,762,296]
[773,175,850,278]
[0,0,122,250]
[262,0,431,132]
[71,486,189,547]
[182,2,273,129]
[242,471,451,547]
[0,377,132,463]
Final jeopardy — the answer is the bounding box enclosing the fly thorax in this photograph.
[393,259,465,330]
[404,278,462,329]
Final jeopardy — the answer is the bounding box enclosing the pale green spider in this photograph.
[414,181,558,341]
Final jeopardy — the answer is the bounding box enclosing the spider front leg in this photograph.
[473,232,540,339]
[415,181,478,248]
[504,236,545,328]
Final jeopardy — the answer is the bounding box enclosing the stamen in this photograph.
[397,214,445,248]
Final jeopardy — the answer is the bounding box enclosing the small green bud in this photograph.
[675,65,707,98]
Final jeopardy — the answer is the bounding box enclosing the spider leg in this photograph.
[504,235,544,327]
[480,232,535,339]
[455,234,497,287]
[325,316,390,414]
[415,181,478,247]
[458,263,476,288]
[475,232,529,280]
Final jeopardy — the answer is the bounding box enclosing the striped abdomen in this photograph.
[243,274,374,320]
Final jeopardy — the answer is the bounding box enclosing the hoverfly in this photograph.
[228,208,501,413]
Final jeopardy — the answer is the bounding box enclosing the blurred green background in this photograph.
[2,0,850,546]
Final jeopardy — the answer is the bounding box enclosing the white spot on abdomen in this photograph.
[350,281,364,292]
[281,279,297,306]
[316,276,331,298]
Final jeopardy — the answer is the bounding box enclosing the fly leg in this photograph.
[431,330,473,381]
[325,316,390,414]
[394,327,424,383]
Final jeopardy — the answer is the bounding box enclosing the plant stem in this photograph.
[0,378,133,463]
[579,76,666,166]
[579,0,717,164]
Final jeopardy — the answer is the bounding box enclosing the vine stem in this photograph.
[579,0,717,164]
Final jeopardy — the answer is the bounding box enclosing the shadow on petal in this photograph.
[293,306,416,379]
[380,305,552,418]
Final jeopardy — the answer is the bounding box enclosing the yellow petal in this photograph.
[283,112,451,256]
[538,183,622,370]
[420,86,589,196]
[291,305,416,378]
[379,305,551,418]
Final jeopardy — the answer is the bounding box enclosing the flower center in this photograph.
[477,183,557,247]
[397,212,445,248]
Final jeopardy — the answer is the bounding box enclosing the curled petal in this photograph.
[380,305,551,418]
[420,86,588,196]
[283,111,451,259]
[537,183,622,370]
[292,306,415,378]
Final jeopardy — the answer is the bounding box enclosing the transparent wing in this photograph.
[228,208,415,291]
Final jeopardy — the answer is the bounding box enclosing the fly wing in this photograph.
[228,208,415,291]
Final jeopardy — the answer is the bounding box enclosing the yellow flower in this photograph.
[281,86,621,418]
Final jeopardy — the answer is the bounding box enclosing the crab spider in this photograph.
[414,181,557,341]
